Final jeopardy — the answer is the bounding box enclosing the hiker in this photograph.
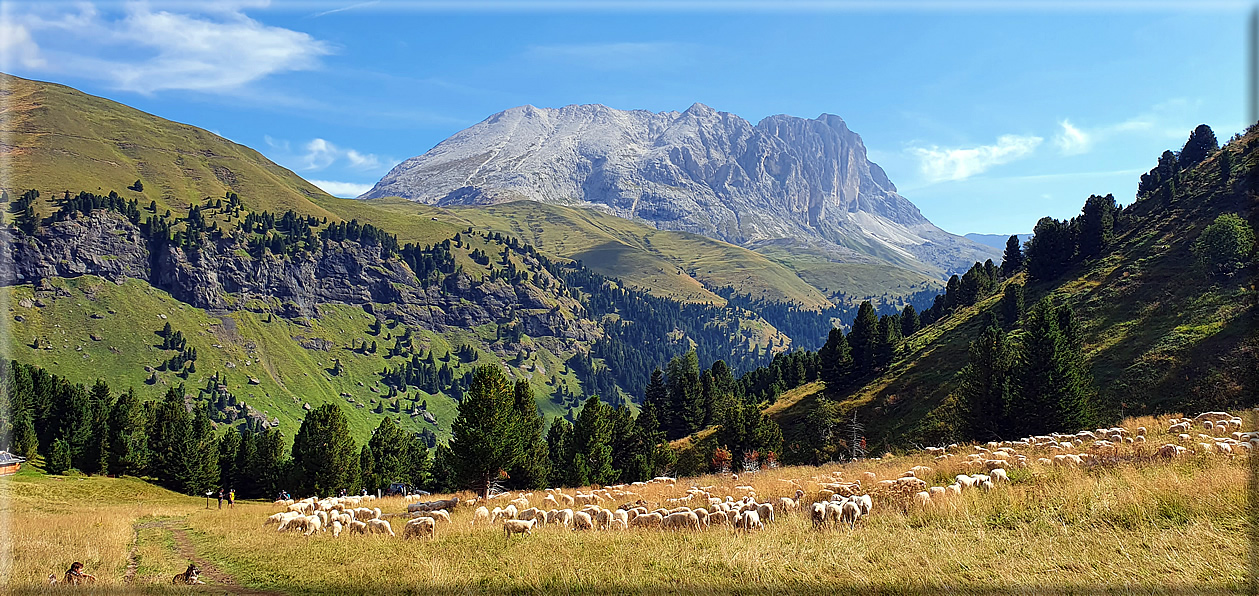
[217,488,224,509]
[63,561,96,585]
[228,488,235,508]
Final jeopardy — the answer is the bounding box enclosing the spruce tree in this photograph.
[848,301,879,375]
[875,314,902,368]
[108,388,148,476]
[1178,124,1218,168]
[217,430,241,491]
[48,438,72,474]
[448,365,522,497]
[959,325,1014,440]
[818,327,851,392]
[1000,283,1025,329]
[545,416,574,488]
[507,379,550,490]
[1078,194,1117,260]
[900,304,920,337]
[366,417,410,491]
[643,369,668,431]
[665,351,702,438]
[291,403,358,497]
[1001,235,1024,276]
[1014,299,1093,435]
[572,395,614,486]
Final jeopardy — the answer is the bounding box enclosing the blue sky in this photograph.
[0,1,1250,235]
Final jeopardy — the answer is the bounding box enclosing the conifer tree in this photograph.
[448,365,522,497]
[217,430,241,490]
[900,304,919,337]
[1013,299,1094,436]
[848,301,879,375]
[571,395,614,486]
[1000,283,1025,329]
[291,403,358,497]
[959,325,1014,440]
[665,351,702,438]
[506,379,549,490]
[1078,194,1117,260]
[1001,235,1024,275]
[545,416,574,488]
[1178,124,1218,168]
[107,388,148,476]
[642,368,668,432]
[818,327,851,392]
[48,438,71,474]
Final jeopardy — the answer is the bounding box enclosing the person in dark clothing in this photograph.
[217,489,224,509]
[63,562,96,585]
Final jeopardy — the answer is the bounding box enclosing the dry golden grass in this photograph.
[2,411,1252,594]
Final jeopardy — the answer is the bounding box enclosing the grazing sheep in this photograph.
[403,517,436,540]
[662,511,701,531]
[810,502,828,528]
[990,468,1009,483]
[572,511,594,531]
[756,503,775,524]
[913,491,932,507]
[630,512,664,528]
[504,504,519,520]
[366,519,395,537]
[330,520,343,538]
[735,510,763,531]
[928,486,945,498]
[946,484,962,496]
[428,510,451,524]
[595,508,614,530]
[474,506,490,525]
[265,512,298,528]
[302,515,323,536]
[347,520,368,535]
[840,500,861,529]
[503,518,537,538]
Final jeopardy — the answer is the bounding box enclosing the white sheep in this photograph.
[630,512,663,528]
[403,517,436,540]
[990,468,1009,483]
[503,518,537,538]
[331,520,343,538]
[840,500,861,529]
[366,518,394,537]
[474,506,490,525]
[346,520,368,535]
[572,511,594,531]
[735,509,762,531]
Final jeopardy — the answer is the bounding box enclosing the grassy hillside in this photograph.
[752,240,942,302]
[4,273,590,445]
[3,409,1247,593]
[773,126,1259,450]
[0,73,340,221]
[314,196,839,308]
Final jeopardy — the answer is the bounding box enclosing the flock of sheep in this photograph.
[259,409,1253,542]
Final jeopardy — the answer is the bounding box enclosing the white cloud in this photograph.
[310,180,375,198]
[10,3,330,93]
[299,138,386,172]
[908,134,1043,183]
[1054,119,1091,155]
[0,22,45,69]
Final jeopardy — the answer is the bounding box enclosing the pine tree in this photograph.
[506,379,549,490]
[365,417,410,492]
[642,368,668,433]
[848,301,879,375]
[107,388,148,476]
[818,327,851,392]
[572,395,614,486]
[448,365,522,497]
[1025,217,1076,281]
[874,314,902,368]
[1001,235,1024,276]
[900,304,920,337]
[545,416,574,488]
[291,403,358,497]
[1013,299,1094,436]
[1078,194,1117,260]
[665,351,703,438]
[48,438,72,474]
[959,325,1014,440]
[1000,283,1025,329]
[1178,124,1218,168]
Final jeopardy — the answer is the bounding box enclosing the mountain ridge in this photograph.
[361,102,999,278]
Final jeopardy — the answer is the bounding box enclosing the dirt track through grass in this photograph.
[129,517,283,596]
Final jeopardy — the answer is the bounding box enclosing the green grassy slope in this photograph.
[0,73,340,220]
[4,275,587,444]
[751,241,942,302]
[314,196,836,307]
[770,127,1258,449]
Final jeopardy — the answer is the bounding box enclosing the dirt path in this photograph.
[129,518,284,596]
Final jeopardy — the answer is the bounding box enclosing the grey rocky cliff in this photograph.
[2,211,599,343]
[363,103,998,276]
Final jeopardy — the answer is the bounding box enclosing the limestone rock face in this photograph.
[1,211,598,343]
[363,103,998,275]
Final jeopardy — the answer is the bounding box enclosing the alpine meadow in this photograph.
[0,6,1255,595]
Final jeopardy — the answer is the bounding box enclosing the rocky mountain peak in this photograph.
[361,103,997,277]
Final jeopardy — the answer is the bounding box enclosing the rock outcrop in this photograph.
[1,211,599,342]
